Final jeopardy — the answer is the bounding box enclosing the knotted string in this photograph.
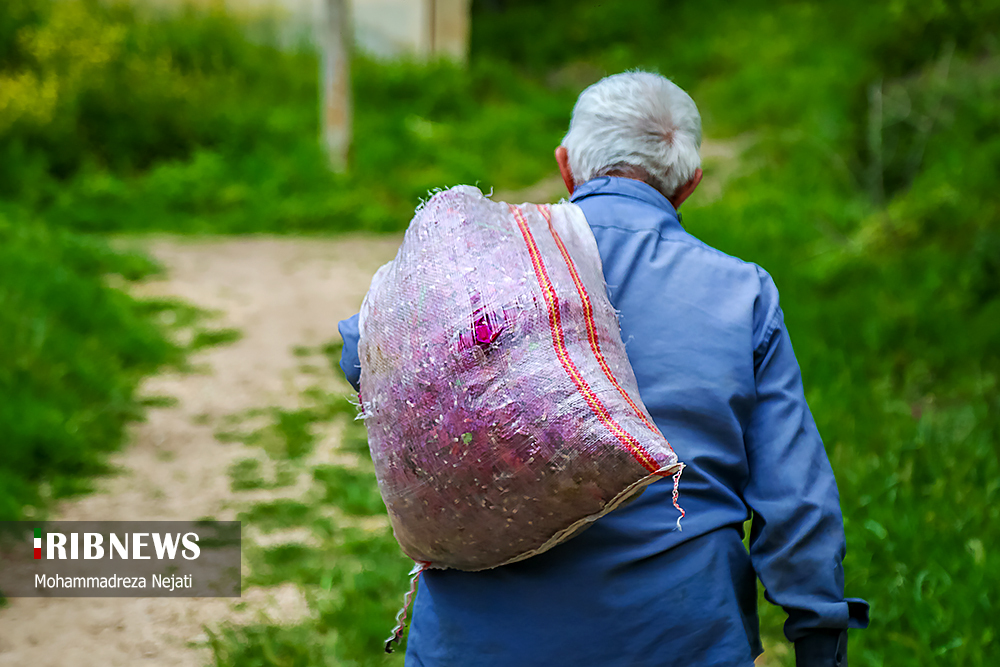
[671,464,686,531]
[384,560,430,653]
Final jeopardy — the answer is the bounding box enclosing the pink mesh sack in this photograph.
[357,186,683,575]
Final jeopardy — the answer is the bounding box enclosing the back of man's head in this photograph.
[561,71,702,199]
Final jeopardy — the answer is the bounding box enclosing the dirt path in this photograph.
[0,235,402,667]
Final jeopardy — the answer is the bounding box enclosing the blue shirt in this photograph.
[338,177,868,666]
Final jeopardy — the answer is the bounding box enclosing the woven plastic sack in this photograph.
[357,186,683,573]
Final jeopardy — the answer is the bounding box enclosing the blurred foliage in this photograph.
[0,216,182,519]
[0,0,997,664]
[0,0,569,232]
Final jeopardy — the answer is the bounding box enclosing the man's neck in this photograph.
[596,164,669,200]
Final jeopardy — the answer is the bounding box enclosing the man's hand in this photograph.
[795,629,848,667]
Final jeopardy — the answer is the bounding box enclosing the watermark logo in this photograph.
[30,529,201,560]
[1,521,241,598]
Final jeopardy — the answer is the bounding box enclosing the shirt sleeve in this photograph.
[743,269,869,657]
[337,313,362,392]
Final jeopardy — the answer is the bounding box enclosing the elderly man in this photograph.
[338,71,868,666]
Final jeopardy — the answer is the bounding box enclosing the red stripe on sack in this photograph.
[539,204,665,439]
[34,547,41,559]
[509,204,660,473]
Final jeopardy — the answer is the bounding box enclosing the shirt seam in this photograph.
[754,306,784,362]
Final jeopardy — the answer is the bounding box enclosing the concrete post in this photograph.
[429,0,469,62]
[322,0,352,171]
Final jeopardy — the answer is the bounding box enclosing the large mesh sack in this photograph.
[358,186,683,573]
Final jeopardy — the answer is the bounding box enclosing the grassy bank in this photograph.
[0,217,183,520]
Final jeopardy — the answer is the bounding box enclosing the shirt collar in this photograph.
[569,176,685,229]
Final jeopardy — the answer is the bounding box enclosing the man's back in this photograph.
[338,175,866,666]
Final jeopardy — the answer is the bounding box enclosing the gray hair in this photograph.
[561,71,702,198]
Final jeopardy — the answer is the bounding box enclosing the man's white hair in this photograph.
[561,71,702,198]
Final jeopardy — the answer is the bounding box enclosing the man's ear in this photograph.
[668,168,703,210]
[555,146,575,195]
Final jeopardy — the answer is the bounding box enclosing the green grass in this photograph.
[228,457,298,491]
[313,466,385,516]
[240,499,314,531]
[207,523,412,666]
[217,351,411,666]
[190,327,243,351]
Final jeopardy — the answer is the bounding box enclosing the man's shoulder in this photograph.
[572,193,781,347]
[668,224,768,276]
[655,228,783,345]
[573,194,774,289]
[682,233,779,306]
